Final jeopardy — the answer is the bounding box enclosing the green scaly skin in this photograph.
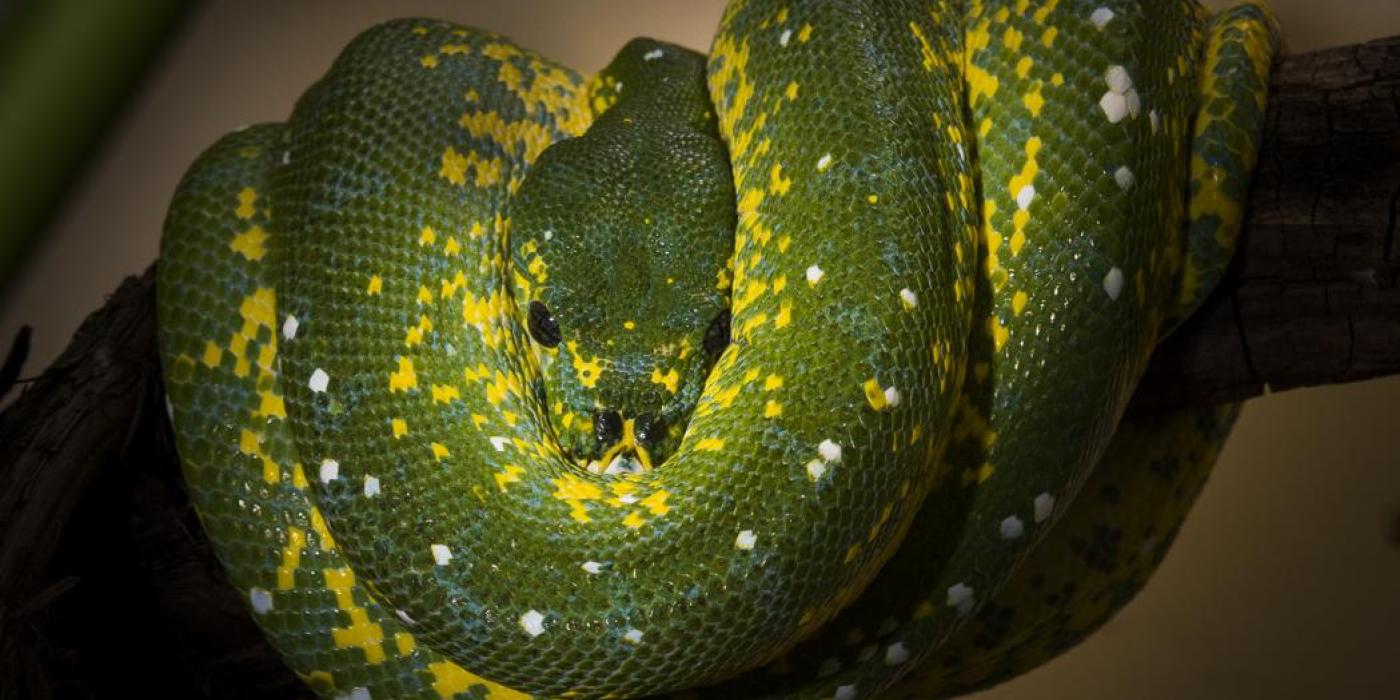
[156,2,1277,698]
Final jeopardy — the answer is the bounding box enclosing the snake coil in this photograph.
[158,1,1277,697]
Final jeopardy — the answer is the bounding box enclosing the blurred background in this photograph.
[0,1,1396,697]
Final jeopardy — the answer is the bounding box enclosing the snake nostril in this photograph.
[594,410,622,448]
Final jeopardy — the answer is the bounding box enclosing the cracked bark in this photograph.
[1130,34,1400,414]
[1,34,1398,700]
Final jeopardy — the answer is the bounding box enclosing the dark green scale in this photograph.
[510,39,735,467]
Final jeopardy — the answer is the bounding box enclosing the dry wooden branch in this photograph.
[1,34,1398,699]
[1130,34,1400,413]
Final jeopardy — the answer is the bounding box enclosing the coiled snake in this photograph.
[157,1,1277,697]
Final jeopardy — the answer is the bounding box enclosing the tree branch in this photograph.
[1130,34,1400,413]
[1,34,1398,699]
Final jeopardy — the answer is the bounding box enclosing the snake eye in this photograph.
[704,310,731,355]
[635,414,667,446]
[594,410,622,447]
[528,300,561,347]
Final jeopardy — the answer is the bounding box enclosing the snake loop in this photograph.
[158,2,1277,698]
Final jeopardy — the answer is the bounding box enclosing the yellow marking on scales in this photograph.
[252,388,285,420]
[389,356,418,392]
[1008,136,1042,258]
[323,567,386,665]
[695,437,726,452]
[479,41,591,136]
[238,427,280,484]
[650,367,680,394]
[235,186,257,219]
[459,109,566,164]
[552,474,603,523]
[427,661,530,700]
[405,315,433,347]
[394,632,415,657]
[277,527,306,590]
[230,225,266,261]
[494,464,525,492]
[439,145,502,188]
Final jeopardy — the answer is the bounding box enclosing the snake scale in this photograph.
[157,1,1277,698]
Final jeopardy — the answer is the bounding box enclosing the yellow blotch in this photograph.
[419,226,436,246]
[417,286,434,305]
[253,390,286,420]
[1002,27,1023,51]
[863,378,889,411]
[494,464,525,492]
[695,437,726,452]
[439,148,466,185]
[784,81,799,101]
[774,302,792,329]
[389,356,418,392]
[430,384,460,403]
[427,661,529,700]
[967,65,1000,106]
[1041,26,1059,48]
[962,462,997,486]
[1023,82,1045,117]
[324,567,386,665]
[1032,0,1061,24]
[650,367,680,394]
[552,474,603,523]
[309,506,336,550]
[235,187,257,219]
[394,632,416,656]
[987,315,1010,351]
[764,374,784,391]
[909,20,938,72]
[1051,72,1064,87]
[391,418,408,438]
[569,346,603,389]
[201,341,222,368]
[444,236,461,256]
[764,400,783,418]
[1016,55,1034,79]
[1012,290,1029,315]
[230,226,267,261]
[769,163,792,195]
[277,527,305,590]
[367,275,383,295]
[640,490,670,516]
[420,54,439,68]
[431,442,450,461]
[798,23,813,42]
[622,512,647,529]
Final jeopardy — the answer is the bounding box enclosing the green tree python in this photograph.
[156,1,1278,697]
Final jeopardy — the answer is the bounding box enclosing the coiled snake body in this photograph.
[157,1,1277,697]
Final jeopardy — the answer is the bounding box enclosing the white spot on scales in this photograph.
[520,609,546,637]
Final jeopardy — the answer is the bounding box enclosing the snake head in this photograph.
[508,38,735,471]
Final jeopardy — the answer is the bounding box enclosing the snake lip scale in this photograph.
[157,1,1277,698]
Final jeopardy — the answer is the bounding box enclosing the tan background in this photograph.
[2,1,1398,697]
